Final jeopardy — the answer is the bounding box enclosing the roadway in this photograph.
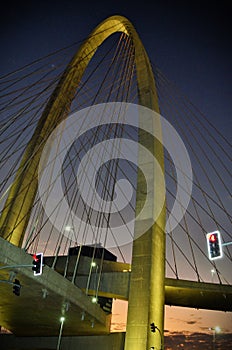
[0,237,231,336]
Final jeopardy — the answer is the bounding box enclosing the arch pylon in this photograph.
[0,15,166,349]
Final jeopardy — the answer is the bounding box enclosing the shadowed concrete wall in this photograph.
[0,332,125,350]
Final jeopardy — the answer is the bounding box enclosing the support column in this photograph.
[0,15,166,348]
[124,110,166,350]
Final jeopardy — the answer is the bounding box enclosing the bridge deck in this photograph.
[0,237,110,336]
[0,238,231,336]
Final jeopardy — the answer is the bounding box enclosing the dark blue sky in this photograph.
[1,1,231,140]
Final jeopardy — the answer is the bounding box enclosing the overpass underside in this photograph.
[0,237,111,336]
[0,237,231,337]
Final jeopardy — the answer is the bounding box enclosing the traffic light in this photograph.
[32,253,43,276]
[150,322,156,333]
[13,279,21,296]
[206,231,223,260]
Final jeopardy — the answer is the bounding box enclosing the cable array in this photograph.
[0,29,231,299]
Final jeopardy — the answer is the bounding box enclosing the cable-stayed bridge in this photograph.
[0,15,231,350]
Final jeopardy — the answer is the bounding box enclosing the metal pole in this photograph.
[222,241,232,246]
[213,329,215,350]
[56,317,65,350]
[0,264,33,270]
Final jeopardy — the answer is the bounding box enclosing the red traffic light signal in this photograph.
[32,253,43,276]
[206,231,223,260]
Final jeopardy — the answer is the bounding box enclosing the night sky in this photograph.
[1,1,231,138]
[1,0,231,348]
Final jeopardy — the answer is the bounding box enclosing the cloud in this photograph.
[164,332,232,349]
[186,320,197,325]
[110,322,126,332]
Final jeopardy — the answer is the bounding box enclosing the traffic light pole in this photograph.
[222,241,232,246]
[0,263,43,296]
[0,264,34,270]
[0,277,21,296]
[0,260,44,273]
[0,279,19,286]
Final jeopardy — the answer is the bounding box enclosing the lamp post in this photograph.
[91,261,99,303]
[64,226,75,277]
[209,326,221,350]
[57,316,65,350]
[211,269,215,283]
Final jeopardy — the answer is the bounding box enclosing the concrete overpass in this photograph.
[46,254,232,312]
[0,237,231,337]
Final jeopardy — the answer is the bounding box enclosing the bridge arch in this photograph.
[0,15,165,350]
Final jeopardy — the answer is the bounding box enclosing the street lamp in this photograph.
[65,225,75,241]
[209,326,221,350]
[57,316,65,350]
[81,311,85,321]
[211,269,215,283]
[91,296,98,303]
[90,261,98,303]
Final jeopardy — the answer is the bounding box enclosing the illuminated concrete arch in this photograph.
[0,15,165,350]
